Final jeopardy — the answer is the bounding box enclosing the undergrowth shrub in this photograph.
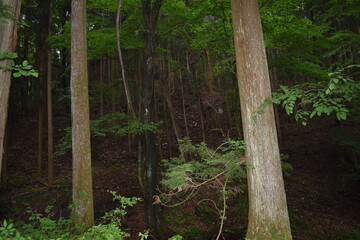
[158,138,293,239]
[0,191,141,240]
[157,138,248,239]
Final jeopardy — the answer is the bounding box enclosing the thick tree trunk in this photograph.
[70,0,94,227]
[0,0,22,185]
[230,1,292,239]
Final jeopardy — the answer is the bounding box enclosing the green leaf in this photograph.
[8,53,18,59]
[31,72,39,77]
[13,72,22,78]
[22,60,28,66]
[22,64,32,70]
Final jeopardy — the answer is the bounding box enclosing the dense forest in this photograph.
[0,0,359,239]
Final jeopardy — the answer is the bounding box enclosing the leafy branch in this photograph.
[0,52,39,78]
[257,65,360,125]
[155,138,247,240]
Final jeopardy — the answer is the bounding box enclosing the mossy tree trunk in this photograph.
[70,0,94,227]
[230,0,292,239]
[0,0,22,185]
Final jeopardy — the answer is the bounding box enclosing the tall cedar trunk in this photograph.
[70,0,94,226]
[0,0,22,184]
[230,1,292,239]
[139,0,162,238]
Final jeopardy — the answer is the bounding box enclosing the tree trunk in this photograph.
[230,1,292,239]
[116,0,135,118]
[99,56,104,117]
[0,0,22,185]
[139,0,163,238]
[47,0,54,186]
[37,0,51,178]
[179,67,189,137]
[1,122,8,189]
[70,0,94,227]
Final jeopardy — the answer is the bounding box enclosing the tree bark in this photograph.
[70,0,94,227]
[230,1,292,239]
[47,0,54,186]
[116,0,135,118]
[139,0,163,238]
[0,0,22,185]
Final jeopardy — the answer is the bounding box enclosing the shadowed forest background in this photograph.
[0,0,359,239]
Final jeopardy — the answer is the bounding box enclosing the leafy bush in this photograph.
[0,192,141,240]
[158,138,247,239]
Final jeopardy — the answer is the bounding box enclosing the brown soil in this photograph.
[1,104,359,240]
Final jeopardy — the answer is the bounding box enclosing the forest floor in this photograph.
[1,104,360,240]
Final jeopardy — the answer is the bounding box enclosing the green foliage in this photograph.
[0,52,38,78]
[0,220,25,240]
[159,138,247,239]
[0,192,141,240]
[261,65,360,125]
[161,138,246,193]
[168,235,183,240]
[18,207,72,240]
[138,229,149,240]
[54,112,161,156]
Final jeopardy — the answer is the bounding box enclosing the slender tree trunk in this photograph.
[230,1,292,239]
[0,0,22,184]
[139,0,162,238]
[37,0,51,178]
[37,75,44,177]
[70,0,94,227]
[162,83,181,140]
[205,50,214,96]
[116,0,135,118]
[111,59,116,112]
[99,56,104,117]
[164,97,173,156]
[195,70,206,142]
[47,0,54,186]
[179,68,189,137]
